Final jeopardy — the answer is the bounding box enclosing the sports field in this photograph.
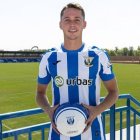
[0,63,140,139]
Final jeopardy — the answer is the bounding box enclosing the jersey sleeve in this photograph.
[38,53,51,84]
[99,51,115,81]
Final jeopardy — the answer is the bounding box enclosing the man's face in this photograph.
[60,8,86,40]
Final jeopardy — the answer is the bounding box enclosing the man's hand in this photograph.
[45,104,60,134]
[81,79,118,133]
[82,104,100,132]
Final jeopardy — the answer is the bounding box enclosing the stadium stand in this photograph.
[1,50,140,64]
[0,51,45,63]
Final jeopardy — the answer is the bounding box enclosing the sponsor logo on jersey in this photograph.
[54,76,64,87]
[66,77,93,86]
[54,76,93,87]
[84,56,94,67]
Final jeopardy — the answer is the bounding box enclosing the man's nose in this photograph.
[69,20,76,26]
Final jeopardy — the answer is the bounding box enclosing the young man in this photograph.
[36,3,119,140]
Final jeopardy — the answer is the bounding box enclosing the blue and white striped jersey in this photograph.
[38,44,114,140]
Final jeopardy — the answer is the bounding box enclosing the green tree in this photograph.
[122,47,129,56]
[115,46,119,54]
[109,50,117,56]
[128,46,134,56]
[135,46,140,56]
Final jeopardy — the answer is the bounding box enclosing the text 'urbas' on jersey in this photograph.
[54,76,93,87]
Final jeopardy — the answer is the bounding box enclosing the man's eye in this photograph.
[64,19,70,22]
[76,19,80,22]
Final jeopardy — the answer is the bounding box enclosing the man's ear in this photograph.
[83,21,87,29]
[59,21,62,29]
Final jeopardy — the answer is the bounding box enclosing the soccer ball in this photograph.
[53,103,88,137]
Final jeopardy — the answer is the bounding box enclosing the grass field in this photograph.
[0,63,140,139]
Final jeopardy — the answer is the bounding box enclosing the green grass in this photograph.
[101,63,140,99]
[0,63,39,113]
[0,63,140,139]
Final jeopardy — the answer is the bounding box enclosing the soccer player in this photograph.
[36,3,119,140]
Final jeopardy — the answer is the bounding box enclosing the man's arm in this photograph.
[82,78,119,132]
[36,83,60,134]
[96,78,119,114]
[36,83,51,113]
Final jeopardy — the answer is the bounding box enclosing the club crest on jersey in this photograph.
[84,56,94,67]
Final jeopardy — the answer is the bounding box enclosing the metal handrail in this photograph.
[0,94,140,140]
[0,94,135,121]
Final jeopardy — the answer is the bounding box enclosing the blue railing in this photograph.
[0,94,140,140]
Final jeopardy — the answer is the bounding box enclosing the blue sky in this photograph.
[0,0,140,51]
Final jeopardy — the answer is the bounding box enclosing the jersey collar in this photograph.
[61,43,85,52]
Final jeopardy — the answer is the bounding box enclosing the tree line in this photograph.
[105,46,140,56]
[18,45,140,57]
